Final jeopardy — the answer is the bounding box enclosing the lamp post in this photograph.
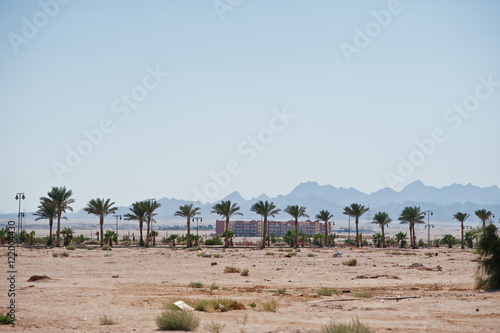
[15,193,25,245]
[113,215,122,236]
[193,217,202,245]
[348,215,350,245]
[424,210,434,248]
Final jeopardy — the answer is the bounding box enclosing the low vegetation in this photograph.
[240,268,249,276]
[165,298,245,313]
[277,288,286,295]
[101,245,111,251]
[189,281,203,288]
[258,299,278,312]
[0,313,13,325]
[353,290,373,298]
[322,318,374,333]
[100,314,117,325]
[317,287,339,296]
[204,319,226,333]
[65,245,76,250]
[342,259,357,266]
[52,251,69,257]
[156,310,200,331]
[476,224,500,289]
[224,266,240,274]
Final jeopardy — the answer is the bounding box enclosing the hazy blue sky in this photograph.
[1,0,499,212]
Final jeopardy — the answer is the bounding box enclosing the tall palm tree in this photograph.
[211,200,242,248]
[83,198,117,247]
[284,205,309,248]
[33,198,61,245]
[399,206,425,248]
[174,204,201,248]
[371,211,391,248]
[453,212,470,249]
[315,210,334,247]
[251,201,281,250]
[61,227,74,246]
[124,201,147,246]
[41,186,75,247]
[343,203,369,247]
[475,209,493,229]
[140,200,161,248]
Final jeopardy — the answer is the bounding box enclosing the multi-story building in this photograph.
[216,219,331,237]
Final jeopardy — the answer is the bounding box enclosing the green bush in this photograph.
[476,224,500,289]
[189,281,203,288]
[100,314,117,325]
[86,246,94,250]
[353,290,373,298]
[156,310,200,331]
[249,302,256,308]
[0,313,13,324]
[188,246,202,251]
[101,245,111,251]
[322,318,374,333]
[308,253,315,257]
[65,245,76,250]
[277,288,286,295]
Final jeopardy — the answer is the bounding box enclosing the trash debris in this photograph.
[203,252,211,257]
[174,300,195,312]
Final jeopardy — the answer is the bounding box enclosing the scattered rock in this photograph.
[211,262,217,266]
[27,275,50,282]
[112,275,119,278]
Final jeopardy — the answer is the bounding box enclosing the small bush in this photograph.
[342,259,357,266]
[52,252,58,257]
[101,245,111,251]
[224,266,240,274]
[204,319,226,333]
[213,253,223,258]
[86,246,94,250]
[60,251,69,257]
[210,282,219,291]
[66,245,76,250]
[265,252,275,256]
[156,310,200,331]
[258,299,278,312]
[249,302,256,308]
[425,252,433,257]
[190,281,203,288]
[188,246,202,251]
[308,253,315,257]
[277,288,286,295]
[104,253,112,257]
[240,268,249,276]
[317,287,339,296]
[100,314,117,325]
[353,290,373,298]
[322,318,374,333]
[0,313,13,324]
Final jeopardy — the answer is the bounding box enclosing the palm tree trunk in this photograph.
[49,219,53,245]
[325,221,328,247]
[187,218,191,248]
[261,217,267,250]
[294,218,299,248]
[413,224,417,248]
[461,222,464,249]
[139,220,143,244]
[100,216,104,247]
[382,225,386,248]
[146,216,151,248]
[409,225,413,248]
[56,211,61,247]
[224,217,229,248]
[355,217,360,247]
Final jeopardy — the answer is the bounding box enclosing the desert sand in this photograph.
[1,245,499,333]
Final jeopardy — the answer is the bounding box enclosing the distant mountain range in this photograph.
[2,181,499,225]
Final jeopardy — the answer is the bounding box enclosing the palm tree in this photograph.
[140,200,161,248]
[151,230,158,247]
[395,231,407,248]
[41,186,75,247]
[83,198,117,247]
[284,205,309,248]
[61,227,74,246]
[104,230,117,247]
[33,198,60,245]
[399,206,425,248]
[315,210,334,247]
[475,209,493,229]
[211,200,242,248]
[174,204,201,248]
[453,212,470,249]
[343,203,369,247]
[124,202,147,246]
[29,230,35,246]
[251,201,281,250]
[371,211,391,248]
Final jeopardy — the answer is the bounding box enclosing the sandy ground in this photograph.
[1,245,499,333]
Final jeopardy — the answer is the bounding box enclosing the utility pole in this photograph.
[424,210,434,248]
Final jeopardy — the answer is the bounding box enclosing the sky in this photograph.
[1,0,500,213]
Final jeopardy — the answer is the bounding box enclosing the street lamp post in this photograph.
[113,215,122,236]
[193,217,202,245]
[15,193,25,245]
[424,210,434,248]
